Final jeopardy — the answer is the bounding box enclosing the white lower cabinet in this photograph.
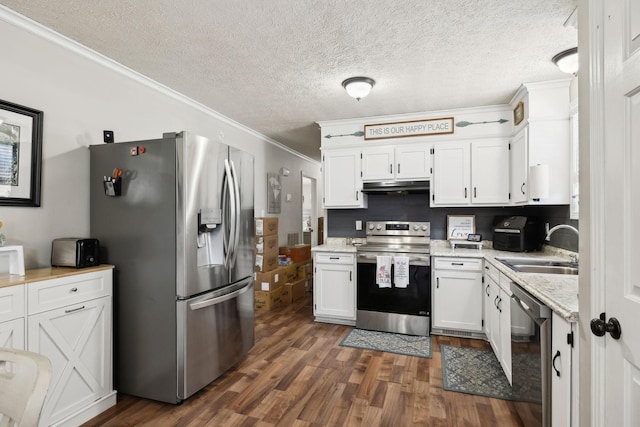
[313,252,356,325]
[15,267,115,427]
[431,257,483,335]
[0,284,25,349]
[483,261,513,384]
[551,311,578,427]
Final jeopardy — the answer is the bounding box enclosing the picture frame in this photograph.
[0,99,43,207]
[447,215,476,240]
[267,172,281,214]
[513,101,524,126]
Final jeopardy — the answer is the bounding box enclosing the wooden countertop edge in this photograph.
[0,264,115,288]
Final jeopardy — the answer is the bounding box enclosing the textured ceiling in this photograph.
[0,0,577,160]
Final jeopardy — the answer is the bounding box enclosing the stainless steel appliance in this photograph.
[356,221,431,336]
[510,282,551,427]
[493,216,545,252]
[89,131,254,403]
[51,238,100,268]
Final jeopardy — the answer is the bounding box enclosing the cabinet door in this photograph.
[314,263,355,320]
[0,318,25,350]
[551,312,573,427]
[395,143,431,180]
[361,146,394,181]
[432,143,470,205]
[323,149,366,208]
[510,127,528,204]
[471,139,510,204]
[29,296,112,426]
[487,279,501,355]
[498,289,512,383]
[482,276,493,341]
[432,269,483,332]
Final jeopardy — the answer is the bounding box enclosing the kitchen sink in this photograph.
[495,257,579,275]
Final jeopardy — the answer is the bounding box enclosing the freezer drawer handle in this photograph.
[189,283,251,310]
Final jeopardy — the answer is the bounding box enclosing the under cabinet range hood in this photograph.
[362,180,430,194]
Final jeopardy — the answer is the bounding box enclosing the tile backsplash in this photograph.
[327,193,577,252]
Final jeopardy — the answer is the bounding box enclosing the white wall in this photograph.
[0,8,321,269]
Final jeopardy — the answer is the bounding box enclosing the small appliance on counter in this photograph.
[492,216,544,252]
[51,238,100,268]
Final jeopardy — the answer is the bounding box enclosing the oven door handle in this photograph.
[357,253,431,265]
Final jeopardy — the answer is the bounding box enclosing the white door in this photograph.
[593,1,640,425]
[322,149,363,207]
[431,142,470,205]
[361,146,394,181]
[470,139,510,204]
[510,127,528,204]
[395,143,431,180]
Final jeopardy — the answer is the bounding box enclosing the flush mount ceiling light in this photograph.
[342,77,376,101]
[552,47,578,75]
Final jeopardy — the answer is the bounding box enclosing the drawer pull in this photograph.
[65,305,85,314]
[451,262,464,266]
[329,257,340,260]
[70,287,78,293]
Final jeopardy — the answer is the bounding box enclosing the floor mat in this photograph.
[339,328,432,358]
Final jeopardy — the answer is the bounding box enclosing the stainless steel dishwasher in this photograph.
[510,282,551,427]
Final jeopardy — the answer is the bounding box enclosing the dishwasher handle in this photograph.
[189,281,251,310]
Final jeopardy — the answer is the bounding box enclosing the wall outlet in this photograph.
[355,220,362,230]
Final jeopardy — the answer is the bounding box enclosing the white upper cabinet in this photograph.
[322,148,367,208]
[361,143,431,181]
[471,139,510,204]
[510,80,571,205]
[431,139,509,206]
[431,142,471,205]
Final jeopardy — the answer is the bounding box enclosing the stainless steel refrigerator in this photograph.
[90,131,254,403]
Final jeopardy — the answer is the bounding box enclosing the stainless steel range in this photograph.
[356,221,431,336]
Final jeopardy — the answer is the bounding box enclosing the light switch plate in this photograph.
[355,220,362,230]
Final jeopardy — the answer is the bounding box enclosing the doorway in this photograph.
[301,174,316,247]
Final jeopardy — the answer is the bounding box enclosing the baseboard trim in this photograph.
[51,391,117,427]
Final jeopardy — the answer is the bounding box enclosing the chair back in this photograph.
[0,348,52,427]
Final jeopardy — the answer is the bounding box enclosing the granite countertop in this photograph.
[312,237,359,253]
[430,240,578,322]
[0,264,115,289]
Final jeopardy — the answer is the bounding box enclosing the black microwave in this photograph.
[492,216,544,252]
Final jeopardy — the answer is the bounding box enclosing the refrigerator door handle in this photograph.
[229,160,241,266]
[223,159,237,268]
[188,280,252,310]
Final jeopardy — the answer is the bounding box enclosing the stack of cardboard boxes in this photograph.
[253,217,313,310]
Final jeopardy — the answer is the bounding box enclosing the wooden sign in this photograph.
[364,117,454,140]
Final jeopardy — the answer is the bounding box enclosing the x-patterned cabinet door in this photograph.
[28,296,112,426]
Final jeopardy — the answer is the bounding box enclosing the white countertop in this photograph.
[313,238,579,323]
[430,240,578,322]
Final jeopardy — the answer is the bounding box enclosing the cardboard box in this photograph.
[282,278,306,304]
[280,264,298,282]
[254,267,284,292]
[296,261,313,280]
[255,286,284,311]
[254,217,278,236]
[279,244,311,263]
[255,234,278,254]
[255,250,279,272]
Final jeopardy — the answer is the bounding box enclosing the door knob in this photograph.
[590,313,622,340]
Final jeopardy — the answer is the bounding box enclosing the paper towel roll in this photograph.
[529,164,549,200]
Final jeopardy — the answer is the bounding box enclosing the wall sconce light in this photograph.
[279,167,290,177]
[342,77,376,101]
[529,164,549,201]
[552,47,578,75]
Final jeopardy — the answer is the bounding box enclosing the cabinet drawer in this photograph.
[28,270,112,315]
[0,284,25,322]
[433,257,483,271]
[315,253,354,265]
[484,261,500,283]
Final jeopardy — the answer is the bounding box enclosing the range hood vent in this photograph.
[362,180,430,194]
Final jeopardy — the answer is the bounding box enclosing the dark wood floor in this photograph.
[83,293,523,426]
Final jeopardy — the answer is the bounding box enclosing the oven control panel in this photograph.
[365,221,430,237]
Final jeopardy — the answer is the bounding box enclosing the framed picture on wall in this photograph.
[513,101,524,126]
[267,172,281,214]
[0,98,43,207]
[447,215,476,240]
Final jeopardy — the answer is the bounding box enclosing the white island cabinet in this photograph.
[313,250,356,325]
[0,266,116,427]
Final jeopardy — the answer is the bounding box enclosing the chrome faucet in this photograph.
[545,223,579,241]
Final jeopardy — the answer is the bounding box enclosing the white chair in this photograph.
[0,348,52,427]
